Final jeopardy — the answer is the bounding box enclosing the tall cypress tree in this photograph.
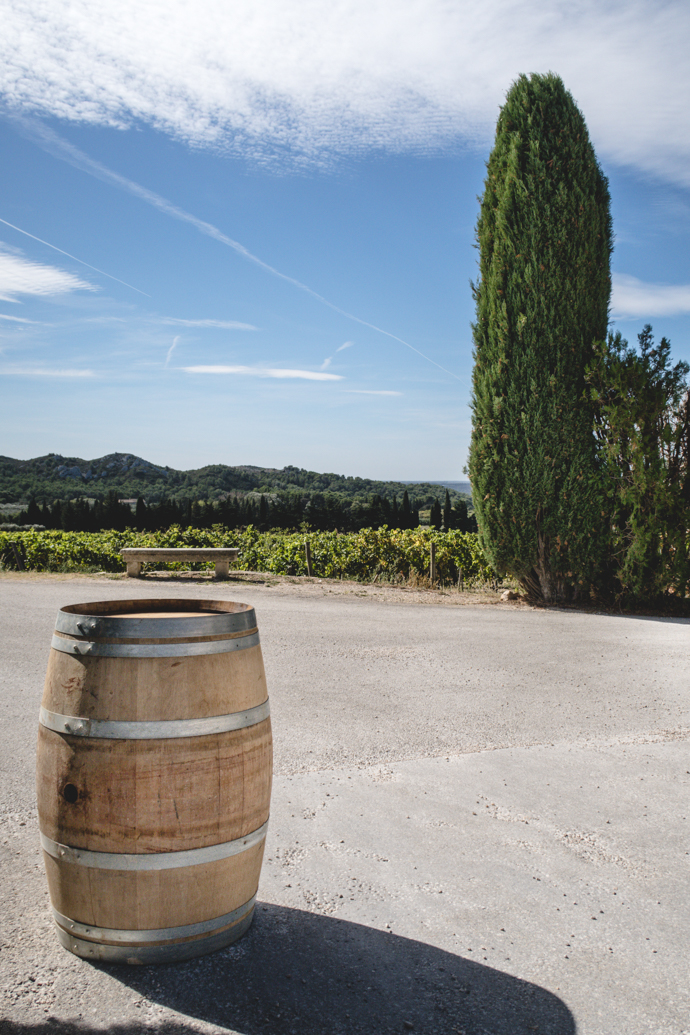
[443,490,452,531]
[468,73,612,603]
[401,489,412,529]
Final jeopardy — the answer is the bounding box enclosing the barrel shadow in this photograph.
[93,903,571,1035]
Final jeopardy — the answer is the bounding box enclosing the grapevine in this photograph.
[0,526,494,584]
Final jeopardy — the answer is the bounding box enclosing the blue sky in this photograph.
[1,0,689,480]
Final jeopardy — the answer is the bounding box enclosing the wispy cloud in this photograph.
[1,367,95,377]
[0,216,149,295]
[0,249,94,302]
[165,335,180,366]
[160,317,258,330]
[17,121,461,380]
[1,2,689,186]
[612,274,690,318]
[0,313,38,323]
[183,365,342,381]
[321,340,354,370]
[346,389,402,396]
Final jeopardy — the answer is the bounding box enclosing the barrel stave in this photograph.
[43,645,267,721]
[37,721,272,853]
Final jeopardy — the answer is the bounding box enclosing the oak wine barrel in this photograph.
[36,598,272,964]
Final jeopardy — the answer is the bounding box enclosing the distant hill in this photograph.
[0,452,473,508]
[409,480,472,495]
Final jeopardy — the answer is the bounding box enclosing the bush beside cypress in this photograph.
[587,326,690,602]
[468,72,612,603]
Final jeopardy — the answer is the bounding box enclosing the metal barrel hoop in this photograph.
[39,699,270,740]
[40,820,269,871]
[54,910,255,963]
[52,894,257,946]
[50,630,260,658]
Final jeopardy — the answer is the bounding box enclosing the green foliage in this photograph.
[0,526,494,584]
[468,72,612,603]
[450,498,478,534]
[586,326,690,601]
[0,451,472,522]
[10,482,475,536]
[443,490,452,531]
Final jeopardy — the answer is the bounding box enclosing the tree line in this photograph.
[11,488,477,534]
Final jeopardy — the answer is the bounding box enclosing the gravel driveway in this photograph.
[1,573,688,1035]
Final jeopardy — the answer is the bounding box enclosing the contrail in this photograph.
[0,215,150,296]
[16,118,462,382]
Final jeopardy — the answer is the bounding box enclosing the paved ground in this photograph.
[1,573,688,1035]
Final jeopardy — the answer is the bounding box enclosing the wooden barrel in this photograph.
[36,598,272,964]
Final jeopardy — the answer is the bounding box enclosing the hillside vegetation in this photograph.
[0,452,475,534]
[0,452,471,508]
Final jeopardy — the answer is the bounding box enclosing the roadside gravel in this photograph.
[1,573,688,1035]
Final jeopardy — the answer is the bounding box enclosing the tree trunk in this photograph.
[519,534,580,604]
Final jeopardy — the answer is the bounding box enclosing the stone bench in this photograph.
[121,547,239,580]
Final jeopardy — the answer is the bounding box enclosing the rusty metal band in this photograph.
[50,630,260,657]
[39,699,270,740]
[55,606,256,640]
[40,820,268,870]
[54,909,254,964]
[51,895,256,945]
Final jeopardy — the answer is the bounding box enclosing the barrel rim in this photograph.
[55,598,257,641]
[59,598,252,617]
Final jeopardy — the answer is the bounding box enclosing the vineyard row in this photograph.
[0,526,494,584]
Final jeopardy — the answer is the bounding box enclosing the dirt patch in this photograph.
[0,568,525,608]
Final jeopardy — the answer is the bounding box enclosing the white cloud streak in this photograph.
[1,1,689,185]
[322,340,355,370]
[0,216,149,295]
[612,274,690,318]
[183,365,342,381]
[165,335,180,366]
[0,312,38,323]
[1,367,95,377]
[17,121,461,380]
[0,249,94,301]
[160,317,258,330]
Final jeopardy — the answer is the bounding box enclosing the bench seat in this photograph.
[120,547,239,579]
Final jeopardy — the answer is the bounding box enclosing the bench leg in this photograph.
[126,560,142,577]
[214,558,230,580]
